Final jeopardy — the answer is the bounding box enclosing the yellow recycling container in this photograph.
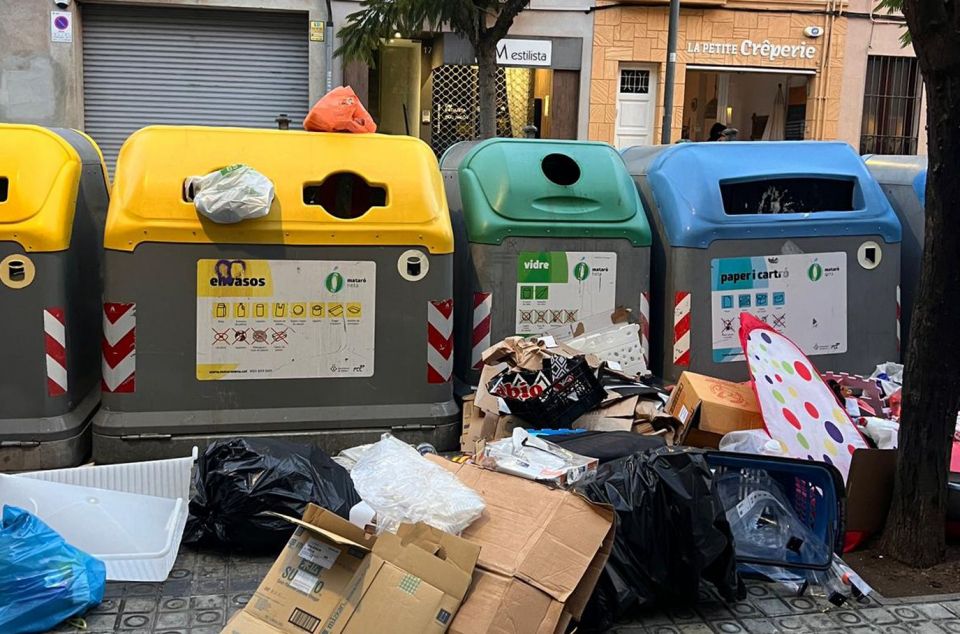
[94,126,458,463]
[0,124,109,469]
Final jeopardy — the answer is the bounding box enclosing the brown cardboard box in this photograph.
[426,456,615,634]
[222,504,479,634]
[667,372,765,447]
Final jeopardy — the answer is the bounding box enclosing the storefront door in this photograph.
[615,65,658,149]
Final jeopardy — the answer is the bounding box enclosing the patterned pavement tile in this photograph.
[40,547,960,634]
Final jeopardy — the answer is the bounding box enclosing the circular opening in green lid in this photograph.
[541,153,581,187]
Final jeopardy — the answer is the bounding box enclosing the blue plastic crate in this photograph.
[705,451,846,571]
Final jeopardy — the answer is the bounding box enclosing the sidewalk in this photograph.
[44,547,960,634]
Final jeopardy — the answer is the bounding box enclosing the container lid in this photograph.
[451,138,651,246]
[0,124,100,252]
[105,126,454,253]
[865,154,927,208]
[623,142,901,249]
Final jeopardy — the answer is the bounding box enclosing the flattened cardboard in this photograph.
[462,406,525,453]
[474,363,507,414]
[667,371,764,446]
[450,570,563,634]
[427,455,614,633]
[460,395,490,453]
[573,416,634,432]
[224,504,479,634]
[573,395,641,431]
[846,448,897,533]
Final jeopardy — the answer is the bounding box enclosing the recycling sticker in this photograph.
[710,251,847,363]
[196,259,375,380]
[515,251,617,335]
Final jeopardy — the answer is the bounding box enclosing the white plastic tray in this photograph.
[2,449,197,582]
[568,323,648,376]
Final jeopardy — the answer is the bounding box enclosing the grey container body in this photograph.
[456,239,649,387]
[92,244,458,463]
[866,155,927,352]
[637,172,900,381]
[0,128,107,470]
[441,146,651,388]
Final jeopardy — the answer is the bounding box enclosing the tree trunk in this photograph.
[880,0,960,568]
[476,42,498,139]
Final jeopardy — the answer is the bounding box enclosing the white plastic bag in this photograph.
[188,164,274,224]
[869,362,903,397]
[349,434,485,535]
[860,417,899,449]
[719,429,787,457]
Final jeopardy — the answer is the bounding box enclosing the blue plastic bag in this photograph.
[0,506,106,634]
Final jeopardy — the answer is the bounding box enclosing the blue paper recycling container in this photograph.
[624,141,902,382]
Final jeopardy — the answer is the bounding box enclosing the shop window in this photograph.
[303,173,387,219]
[619,69,650,94]
[720,177,856,215]
[860,56,922,155]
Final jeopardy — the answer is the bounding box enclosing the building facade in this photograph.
[0,0,593,165]
[332,0,594,157]
[0,0,925,161]
[589,0,848,147]
[587,0,924,154]
[838,0,926,154]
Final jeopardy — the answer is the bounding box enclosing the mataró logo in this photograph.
[807,263,823,282]
[573,262,591,281]
[325,272,344,293]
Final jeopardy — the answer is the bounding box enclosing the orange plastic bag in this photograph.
[303,86,377,133]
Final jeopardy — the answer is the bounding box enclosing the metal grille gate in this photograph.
[430,65,534,156]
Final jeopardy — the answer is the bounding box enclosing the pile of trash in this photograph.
[2,306,899,633]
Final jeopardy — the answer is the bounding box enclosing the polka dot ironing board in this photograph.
[739,312,868,481]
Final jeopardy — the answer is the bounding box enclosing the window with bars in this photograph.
[860,56,922,155]
[619,69,650,94]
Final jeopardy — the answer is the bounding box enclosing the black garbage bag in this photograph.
[579,447,742,631]
[184,438,361,553]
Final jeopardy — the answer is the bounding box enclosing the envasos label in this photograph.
[196,259,375,380]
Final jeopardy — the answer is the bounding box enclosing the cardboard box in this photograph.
[666,372,764,447]
[223,504,479,634]
[426,456,615,634]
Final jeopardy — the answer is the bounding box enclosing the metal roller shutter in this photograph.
[82,4,309,170]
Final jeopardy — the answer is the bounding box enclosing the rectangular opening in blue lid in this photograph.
[720,177,856,215]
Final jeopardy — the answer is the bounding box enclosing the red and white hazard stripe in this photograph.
[640,291,650,368]
[427,299,453,384]
[102,302,136,393]
[896,284,901,356]
[471,292,492,371]
[673,291,691,367]
[44,308,67,397]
